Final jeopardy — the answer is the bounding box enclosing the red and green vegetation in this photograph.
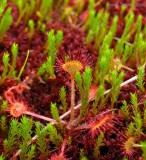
[0,0,146,159]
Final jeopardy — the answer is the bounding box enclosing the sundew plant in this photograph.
[0,0,146,160]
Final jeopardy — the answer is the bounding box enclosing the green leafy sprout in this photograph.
[0,0,13,42]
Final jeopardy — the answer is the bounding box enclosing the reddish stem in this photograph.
[25,111,57,124]
[70,76,75,121]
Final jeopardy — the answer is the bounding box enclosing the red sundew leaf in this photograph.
[6,101,28,118]
[50,153,67,160]
[4,90,15,104]
[89,114,114,139]
[79,10,89,23]
[75,112,116,139]
[117,135,139,159]
[89,85,98,101]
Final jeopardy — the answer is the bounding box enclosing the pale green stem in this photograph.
[133,144,143,148]
[121,65,134,72]
[18,50,30,79]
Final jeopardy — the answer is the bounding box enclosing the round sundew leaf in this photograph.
[62,60,83,76]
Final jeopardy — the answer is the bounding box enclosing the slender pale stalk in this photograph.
[25,111,57,124]
[8,100,58,124]
[121,65,134,72]
[70,76,75,121]
[62,60,83,122]
[133,144,143,148]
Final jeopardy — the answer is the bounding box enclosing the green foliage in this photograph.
[37,56,55,80]
[38,0,53,21]
[46,29,63,64]
[14,0,36,26]
[109,71,124,107]
[37,21,46,33]
[15,0,25,13]
[56,30,64,49]
[85,3,118,47]
[94,132,104,159]
[85,10,99,44]
[99,32,113,57]
[126,122,135,137]
[35,122,49,157]
[122,44,133,63]
[75,0,84,14]
[0,97,8,114]
[60,6,74,22]
[115,12,134,56]
[92,85,105,114]
[0,45,29,83]
[135,33,146,65]
[3,119,19,157]
[80,149,88,160]
[28,19,35,40]
[0,116,7,135]
[122,12,134,40]
[88,0,95,11]
[80,157,88,160]
[75,70,82,94]
[8,43,18,78]
[94,15,118,48]
[19,116,33,160]
[14,0,53,25]
[59,86,67,113]
[133,15,142,46]
[0,156,5,160]
[47,123,63,146]
[51,103,62,128]
[120,100,129,120]
[11,43,18,68]
[133,113,142,136]
[83,9,96,31]
[0,2,13,42]
[85,30,94,44]
[41,29,63,80]
[85,8,113,47]
[96,12,109,46]
[76,67,92,117]
[137,65,145,93]
[94,38,114,84]
[143,109,146,128]
[141,141,146,160]
[143,24,146,39]
[99,56,108,85]
[1,117,37,159]
[0,0,6,16]
[83,67,92,94]
[27,145,36,160]
[131,93,139,116]
[46,30,56,58]
[18,50,30,79]
[63,0,69,7]
[98,46,113,85]
[1,52,10,83]
[109,15,118,34]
